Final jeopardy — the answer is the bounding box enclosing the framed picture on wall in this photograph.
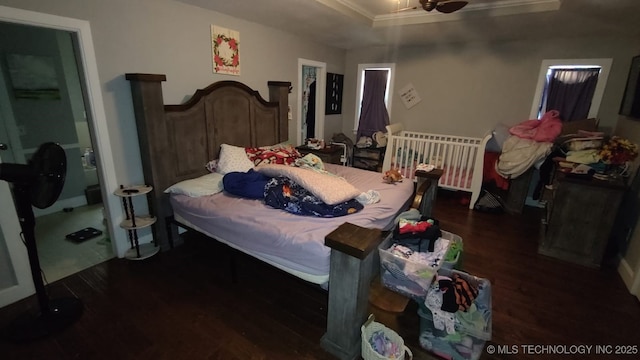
[211,25,240,76]
[325,73,343,115]
[620,55,640,119]
[6,54,61,100]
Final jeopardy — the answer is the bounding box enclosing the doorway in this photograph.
[0,5,121,308]
[297,59,326,145]
[0,21,113,284]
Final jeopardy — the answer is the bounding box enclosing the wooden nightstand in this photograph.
[296,145,343,165]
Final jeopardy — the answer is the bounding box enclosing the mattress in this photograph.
[170,164,415,284]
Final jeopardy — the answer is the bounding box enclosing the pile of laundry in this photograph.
[496,110,562,179]
[419,269,492,360]
[379,210,450,299]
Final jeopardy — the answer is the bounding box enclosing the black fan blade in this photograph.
[29,142,67,209]
[392,6,418,13]
[437,1,469,13]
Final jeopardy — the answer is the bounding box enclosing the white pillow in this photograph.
[216,144,254,175]
[256,164,362,205]
[164,173,224,197]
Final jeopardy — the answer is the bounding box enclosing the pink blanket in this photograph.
[509,110,562,142]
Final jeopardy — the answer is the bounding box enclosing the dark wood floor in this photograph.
[1,190,639,360]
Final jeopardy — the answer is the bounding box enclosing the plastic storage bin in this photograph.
[441,231,463,270]
[418,268,491,360]
[379,237,450,300]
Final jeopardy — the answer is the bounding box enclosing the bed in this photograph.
[125,74,418,359]
[382,123,492,209]
[170,163,414,285]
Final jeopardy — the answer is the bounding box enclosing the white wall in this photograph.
[343,36,640,139]
[344,35,640,294]
[0,0,345,258]
[0,0,346,199]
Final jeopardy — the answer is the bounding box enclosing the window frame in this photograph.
[529,58,612,119]
[353,63,395,134]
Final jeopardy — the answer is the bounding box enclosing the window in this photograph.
[353,63,395,134]
[530,59,612,120]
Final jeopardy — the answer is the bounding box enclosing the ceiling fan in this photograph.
[394,0,469,14]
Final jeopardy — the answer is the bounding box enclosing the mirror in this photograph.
[620,55,640,119]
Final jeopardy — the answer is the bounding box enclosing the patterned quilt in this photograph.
[255,164,361,205]
[264,176,363,217]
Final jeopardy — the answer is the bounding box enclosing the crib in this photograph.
[382,124,492,209]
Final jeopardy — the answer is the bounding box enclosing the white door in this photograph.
[0,39,35,308]
[0,148,35,308]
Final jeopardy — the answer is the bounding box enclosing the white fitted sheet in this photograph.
[170,164,415,284]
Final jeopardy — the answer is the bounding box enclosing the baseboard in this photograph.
[33,195,88,217]
[117,233,153,258]
[525,195,546,208]
[617,257,636,291]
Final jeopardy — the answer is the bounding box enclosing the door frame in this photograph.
[0,6,122,306]
[0,162,33,308]
[529,58,613,119]
[0,68,23,165]
[297,58,326,145]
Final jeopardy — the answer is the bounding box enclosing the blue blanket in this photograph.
[264,176,363,217]
[223,169,271,199]
[223,170,363,217]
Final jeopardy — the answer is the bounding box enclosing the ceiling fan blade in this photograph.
[419,0,437,12]
[392,6,418,13]
[437,1,469,14]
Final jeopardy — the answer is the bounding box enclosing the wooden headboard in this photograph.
[125,73,291,248]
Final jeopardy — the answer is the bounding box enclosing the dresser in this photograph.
[352,146,385,172]
[295,145,343,165]
[539,171,626,268]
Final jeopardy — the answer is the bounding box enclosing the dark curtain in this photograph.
[535,68,600,199]
[306,81,316,139]
[356,70,390,139]
[545,68,600,122]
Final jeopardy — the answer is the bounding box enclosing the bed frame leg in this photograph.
[321,223,383,360]
[164,216,177,249]
[229,251,238,284]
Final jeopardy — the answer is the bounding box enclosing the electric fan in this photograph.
[0,142,83,342]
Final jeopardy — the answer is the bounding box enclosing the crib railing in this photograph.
[382,124,492,209]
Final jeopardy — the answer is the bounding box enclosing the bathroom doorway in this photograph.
[0,21,113,287]
[297,58,326,145]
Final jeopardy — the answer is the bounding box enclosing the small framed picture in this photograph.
[325,73,343,115]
